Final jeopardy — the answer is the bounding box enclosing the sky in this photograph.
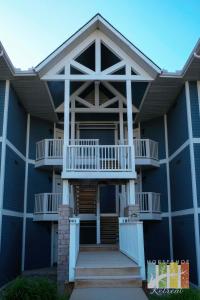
[0,0,200,71]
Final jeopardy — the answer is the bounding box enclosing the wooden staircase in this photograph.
[75,185,97,214]
[75,246,142,288]
[100,216,118,244]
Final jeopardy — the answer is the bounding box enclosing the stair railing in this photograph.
[119,217,145,279]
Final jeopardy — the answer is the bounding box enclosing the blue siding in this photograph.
[7,85,27,155]
[189,81,200,138]
[144,218,170,261]
[0,215,22,286]
[169,146,193,211]
[80,129,115,145]
[142,164,168,212]
[0,81,5,137]
[27,164,52,213]
[0,142,1,173]
[29,116,53,159]
[25,219,51,270]
[3,146,25,212]
[167,88,188,155]
[141,117,166,160]
[172,214,197,285]
[194,143,200,207]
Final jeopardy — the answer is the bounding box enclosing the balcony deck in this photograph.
[33,192,161,221]
[35,139,159,174]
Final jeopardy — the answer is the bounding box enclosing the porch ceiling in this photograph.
[11,76,58,121]
[136,76,183,122]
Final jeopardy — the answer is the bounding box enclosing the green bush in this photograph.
[1,277,58,300]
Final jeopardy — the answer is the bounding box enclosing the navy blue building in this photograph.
[0,14,200,289]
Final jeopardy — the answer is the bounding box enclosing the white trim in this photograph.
[185,81,200,286]
[0,80,10,251]
[162,208,195,218]
[1,209,33,218]
[51,222,54,266]
[6,139,26,161]
[21,114,30,272]
[168,140,190,162]
[0,137,2,142]
[197,81,200,117]
[164,114,173,260]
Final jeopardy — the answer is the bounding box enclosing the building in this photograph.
[0,14,200,290]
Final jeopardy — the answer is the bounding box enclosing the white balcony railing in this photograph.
[136,192,161,213]
[36,139,64,161]
[134,139,158,160]
[66,145,133,171]
[34,193,62,214]
[36,139,99,161]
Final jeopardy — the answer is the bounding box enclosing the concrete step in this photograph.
[75,275,142,288]
[80,244,118,252]
[76,266,140,276]
[69,288,148,300]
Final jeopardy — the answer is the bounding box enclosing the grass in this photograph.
[0,277,69,300]
[148,288,200,300]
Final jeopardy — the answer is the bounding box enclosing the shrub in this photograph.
[1,277,58,300]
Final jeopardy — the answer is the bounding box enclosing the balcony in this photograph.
[136,192,161,220]
[33,193,62,221]
[133,139,159,168]
[33,192,161,221]
[35,138,159,172]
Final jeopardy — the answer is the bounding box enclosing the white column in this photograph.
[126,79,133,145]
[63,79,70,172]
[119,99,124,142]
[96,186,100,244]
[71,98,75,141]
[62,180,70,205]
[127,180,135,205]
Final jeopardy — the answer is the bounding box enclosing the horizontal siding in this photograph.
[142,164,168,212]
[189,81,200,138]
[170,146,193,211]
[26,164,52,213]
[141,116,166,160]
[7,85,27,155]
[167,88,188,155]
[172,214,197,285]
[143,218,170,261]
[194,143,200,207]
[3,146,25,212]
[0,215,22,286]
[0,81,5,137]
[24,219,51,270]
[29,116,53,160]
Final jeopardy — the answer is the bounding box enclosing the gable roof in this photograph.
[35,14,161,78]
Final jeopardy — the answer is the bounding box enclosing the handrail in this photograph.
[119,217,145,279]
[136,192,161,213]
[34,193,62,214]
[66,145,133,171]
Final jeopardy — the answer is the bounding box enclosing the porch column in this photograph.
[58,78,71,292]
[126,79,133,146]
[63,79,70,172]
[119,99,124,142]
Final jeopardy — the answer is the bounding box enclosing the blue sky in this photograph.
[0,0,200,71]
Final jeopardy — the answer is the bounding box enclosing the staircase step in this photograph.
[80,245,118,252]
[75,275,142,288]
[76,266,140,276]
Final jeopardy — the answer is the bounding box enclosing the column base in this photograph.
[57,204,71,293]
[124,205,140,220]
